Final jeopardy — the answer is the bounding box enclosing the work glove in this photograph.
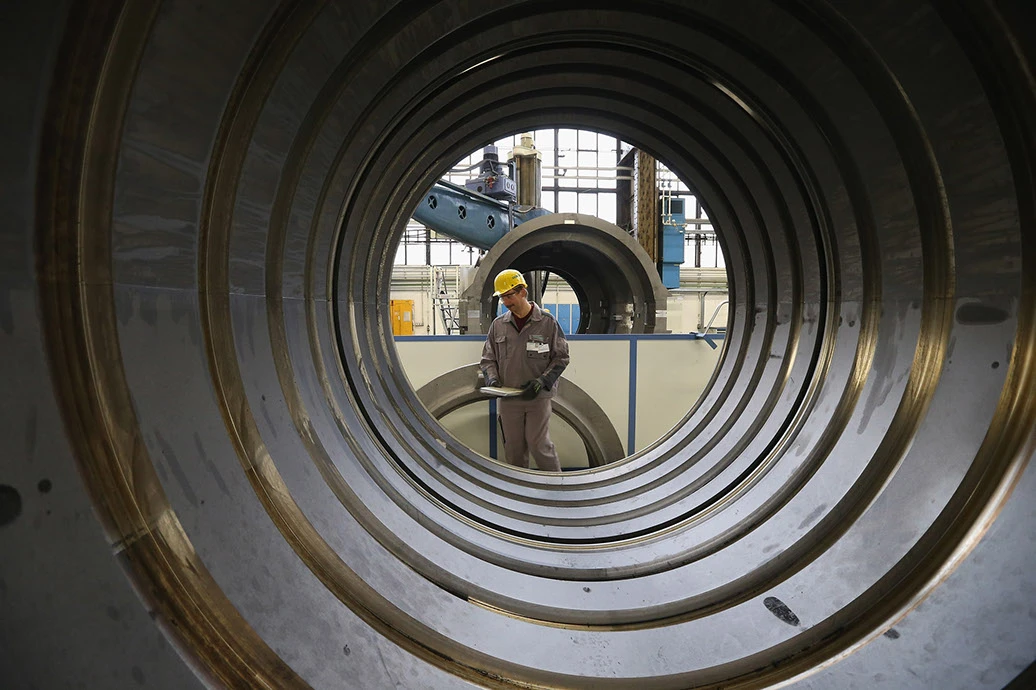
[520,378,544,400]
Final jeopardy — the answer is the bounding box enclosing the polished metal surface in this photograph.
[3,1,1035,689]
[457,213,671,334]
[415,364,625,467]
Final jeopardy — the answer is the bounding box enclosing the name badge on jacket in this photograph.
[527,335,549,356]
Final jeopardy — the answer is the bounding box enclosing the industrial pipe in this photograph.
[3,1,1034,689]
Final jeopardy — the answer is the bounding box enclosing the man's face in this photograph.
[499,286,527,313]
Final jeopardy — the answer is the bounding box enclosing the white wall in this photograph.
[664,292,730,334]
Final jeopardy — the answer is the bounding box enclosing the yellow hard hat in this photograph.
[493,269,527,296]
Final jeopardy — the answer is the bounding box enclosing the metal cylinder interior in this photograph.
[3,1,1034,689]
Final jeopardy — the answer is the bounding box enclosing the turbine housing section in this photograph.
[459,213,670,334]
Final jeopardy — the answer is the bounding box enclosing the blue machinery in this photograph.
[411,143,551,250]
[411,178,551,250]
[413,146,687,294]
[414,166,683,336]
[660,196,687,289]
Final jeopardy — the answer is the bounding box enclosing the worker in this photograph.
[480,269,570,471]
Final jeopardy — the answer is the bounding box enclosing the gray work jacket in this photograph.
[479,303,570,398]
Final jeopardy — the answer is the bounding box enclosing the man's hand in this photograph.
[520,378,543,400]
[486,378,501,387]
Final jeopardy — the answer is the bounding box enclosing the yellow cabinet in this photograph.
[390,299,415,336]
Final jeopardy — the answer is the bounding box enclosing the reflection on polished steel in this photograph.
[3,1,1035,689]
[415,364,625,468]
[457,213,670,334]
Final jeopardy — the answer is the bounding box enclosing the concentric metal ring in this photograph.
[19,1,1036,688]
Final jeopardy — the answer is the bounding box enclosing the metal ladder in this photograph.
[433,267,461,335]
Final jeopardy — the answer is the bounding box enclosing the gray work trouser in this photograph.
[498,396,560,471]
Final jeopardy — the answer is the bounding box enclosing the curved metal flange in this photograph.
[4,1,1035,689]
[415,363,625,468]
[457,213,670,334]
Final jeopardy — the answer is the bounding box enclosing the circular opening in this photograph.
[24,3,1033,688]
[390,130,728,470]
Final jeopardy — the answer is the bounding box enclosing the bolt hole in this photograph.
[0,485,22,527]
[763,596,800,626]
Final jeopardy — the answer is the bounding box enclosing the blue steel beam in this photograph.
[412,179,551,250]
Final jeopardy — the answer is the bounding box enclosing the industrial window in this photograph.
[397,128,723,271]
